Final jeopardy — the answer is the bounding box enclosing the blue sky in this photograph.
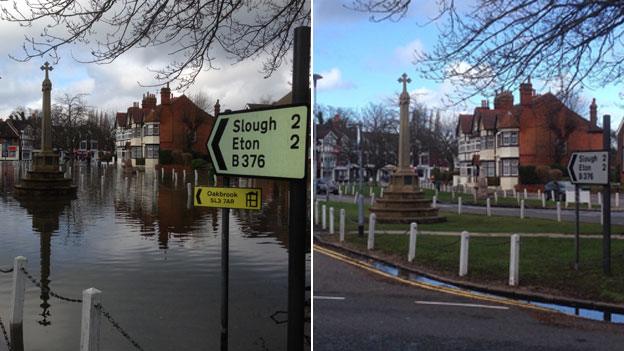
[313,0,623,128]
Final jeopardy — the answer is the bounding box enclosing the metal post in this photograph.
[287,26,309,351]
[557,201,561,222]
[357,194,364,237]
[339,209,345,242]
[575,185,580,271]
[221,176,230,351]
[314,200,319,226]
[80,288,102,351]
[603,114,611,275]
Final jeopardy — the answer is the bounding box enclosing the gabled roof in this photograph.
[457,114,473,135]
[0,121,18,139]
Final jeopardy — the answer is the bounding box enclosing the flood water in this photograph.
[0,161,309,351]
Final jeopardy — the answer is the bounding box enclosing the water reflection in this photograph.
[0,161,307,350]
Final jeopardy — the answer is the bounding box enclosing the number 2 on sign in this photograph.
[291,114,301,149]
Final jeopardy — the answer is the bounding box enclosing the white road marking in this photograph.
[415,300,509,310]
[314,296,346,300]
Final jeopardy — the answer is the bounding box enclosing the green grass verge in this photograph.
[319,200,624,235]
[333,233,624,303]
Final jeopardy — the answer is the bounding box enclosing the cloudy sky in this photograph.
[314,0,623,127]
[0,5,296,118]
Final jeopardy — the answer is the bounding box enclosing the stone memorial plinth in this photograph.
[369,74,444,224]
[14,62,77,198]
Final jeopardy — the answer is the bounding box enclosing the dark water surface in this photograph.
[0,161,309,351]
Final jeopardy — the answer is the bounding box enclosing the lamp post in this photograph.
[357,122,364,237]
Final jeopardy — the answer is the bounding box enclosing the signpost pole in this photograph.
[603,115,611,275]
[220,176,229,351]
[575,184,580,270]
[287,25,309,350]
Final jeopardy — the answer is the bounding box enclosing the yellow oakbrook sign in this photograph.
[193,186,262,210]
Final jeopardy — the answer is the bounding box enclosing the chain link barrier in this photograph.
[95,303,145,351]
[0,312,11,351]
[0,267,13,274]
[20,267,82,303]
[473,237,511,247]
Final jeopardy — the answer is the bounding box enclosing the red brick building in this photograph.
[457,79,603,189]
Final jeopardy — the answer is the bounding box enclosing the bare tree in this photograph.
[360,102,399,172]
[188,91,215,115]
[52,93,90,152]
[350,0,624,103]
[2,0,310,89]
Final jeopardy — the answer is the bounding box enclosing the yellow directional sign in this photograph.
[194,186,262,210]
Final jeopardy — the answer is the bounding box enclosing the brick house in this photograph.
[0,118,35,161]
[115,84,215,169]
[456,79,603,190]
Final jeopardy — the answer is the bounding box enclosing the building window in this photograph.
[482,135,495,149]
[500,158,519,176]
[145,144,159,159]
[143,124,160,136]
[131,146,142,159]
[133,127,141,138]
[481,161,496,177]
[497,131,519,147]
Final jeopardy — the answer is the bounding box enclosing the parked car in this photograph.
[316,178,339,195]
[544,180,575,201]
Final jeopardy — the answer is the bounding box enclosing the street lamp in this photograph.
[357,122,364,237]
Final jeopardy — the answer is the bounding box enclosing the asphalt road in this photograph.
[325,194,624,226]
[313,249,624,351]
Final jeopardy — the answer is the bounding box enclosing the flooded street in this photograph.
[0,161,309,351]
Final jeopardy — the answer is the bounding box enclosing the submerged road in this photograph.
[313,248,624,351]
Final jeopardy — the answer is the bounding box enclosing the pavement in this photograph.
[313,248,624,351]
[324,194,624,226]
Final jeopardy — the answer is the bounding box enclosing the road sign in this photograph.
[567,150,609,185]
[194,186,262,210]
[207,105,308,179]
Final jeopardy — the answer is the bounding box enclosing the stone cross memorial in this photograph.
[369,73,445,223]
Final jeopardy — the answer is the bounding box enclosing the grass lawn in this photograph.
[329,233,624,303]
[318,200,624,235]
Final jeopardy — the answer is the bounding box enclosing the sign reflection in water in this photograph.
[0,161,308,351]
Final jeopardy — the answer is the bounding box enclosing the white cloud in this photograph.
[316,68,355,91]
[394,39,423,65]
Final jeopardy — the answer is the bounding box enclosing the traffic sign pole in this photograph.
[575,184,580,270]
[287,26,309,350]
[603,115,611,275]
[221,177,229,351]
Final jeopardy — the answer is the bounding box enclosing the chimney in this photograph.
[494,90,514,110]
[160,83,171,105]
[590,98,597,126]
[481,100,489,109]
[142,92,157,109]
[214,99,221,117]
[520,76,533,106]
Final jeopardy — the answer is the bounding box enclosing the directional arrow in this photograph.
[211,118,228,171]
[568,154,578,182]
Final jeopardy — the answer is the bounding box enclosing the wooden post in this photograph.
[80,288,102,351]
[370,193,375,206]
[509,234,520,286]
[187,182,192,199]
[329,207,335,234]
[524,188,527,199]
[556,202,561,222]
[486,197,491,217]
[367,213,376,250]
[321,204,327,230]
[314,201,319,226]
[616,192,620,208]
[588,192,592,209]
[458,197,462,215]
[339,209,345,242]
[494,191,498,204]
[183,169,187,183]
[408,223,417,263]
[520,200,525,219]
[459,231,470,277]
[432,195,437,208]
[380,187,384,198]
[541,193,546,208]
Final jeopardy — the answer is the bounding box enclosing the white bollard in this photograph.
[473,190,477,203]
[509,234,520,286]
[541,193,546,208]
[369,187,373,197]
[459,231,470,277]
[339,209,346,242]
[524,188,527,199]
[353,192,359,204]
[322,204,327,230]
[380,187,384,198]
[195,170,198,184]
[556,202,561,222]
[161,168,164,179]
[486,197,491,216]
[520,200,525,219]
[588,193,592,209]
[494,191,498,204]
[503,190,507,198]
[367,213,376,250]
[451,190,455,200]
[601,202,604,225]
[314,201,319,226]
[537,189,541,200]
[10,256,27,327]
[183,169,187,183]
[80,288,102,351]
[551,190,555,201]
[617,192,620,208]
[458,197,462,215]
[408,222,417,263]
[329,207,335,234]
[187,182,192,198]
[371,193,376,206]
[598,192,602,205]
[432,195,437,208]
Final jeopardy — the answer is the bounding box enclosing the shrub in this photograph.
[191,158,208,170]
[487,176,500,186]
[549,169,563,181]
[171,150,183,164]
[181,152,193,166]
[535,165,551,183]
[519,165,539,184]
[159,150,173,164]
